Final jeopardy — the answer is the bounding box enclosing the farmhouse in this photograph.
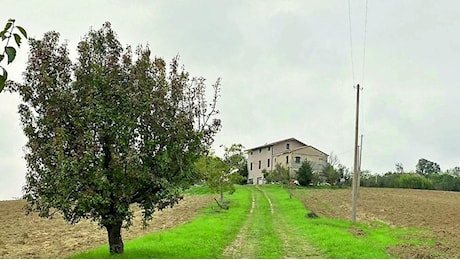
[246,138,328,184]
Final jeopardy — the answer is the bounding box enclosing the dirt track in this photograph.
[294,187,460,258]
[0,195,213,258]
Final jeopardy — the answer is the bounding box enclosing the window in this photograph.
[268,146,271,151]
[286,156,289,164]
[250,162,253,171]
[267,158,270,167]
[259,148,262,153]
[258,160,261,169]
[295,156,301,163]
[250,151,253,155]
[274,158,276,163]
[286,143,290,149]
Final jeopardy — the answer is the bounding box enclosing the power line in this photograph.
[347,0,355,83]
[348,0,369,87]
[361,0,369,86]
[360,0,368,146]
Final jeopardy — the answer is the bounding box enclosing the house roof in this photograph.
[275,145,329,156]
[246,137,307,151]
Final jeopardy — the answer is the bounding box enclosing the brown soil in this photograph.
[294,187,460,258]
[0,195,213,258]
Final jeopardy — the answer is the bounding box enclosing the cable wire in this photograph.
[347,0,355,83]
[361,0,369,87]
[359,0,369,159]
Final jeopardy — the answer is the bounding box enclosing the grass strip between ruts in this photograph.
[236,186,282,258]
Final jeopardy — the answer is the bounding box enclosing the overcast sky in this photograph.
[1,0,460,199]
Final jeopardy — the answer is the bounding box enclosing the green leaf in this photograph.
[0,68,7,92]
[13,33,21,47]
[4,22,12,32]
[16,26,27,39]
[5,46,16,64]
[0,54,4,62]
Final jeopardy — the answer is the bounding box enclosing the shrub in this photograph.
[297,160,314,186]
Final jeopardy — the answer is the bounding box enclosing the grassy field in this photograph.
[293,187,460,258]
[265,185,421,258]
[2,185,458,258]
[0,194,214,258]
[72,187,251,258]
[72,185,423,258]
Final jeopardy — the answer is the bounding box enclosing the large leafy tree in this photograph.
[15,22,221,254]
[416,158,441,176]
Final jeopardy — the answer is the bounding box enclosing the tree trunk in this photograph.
[219,177,224,204]
[106,222,124,254]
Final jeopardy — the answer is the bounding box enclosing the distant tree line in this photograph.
[359,158,460,192]
[278,156,460,192]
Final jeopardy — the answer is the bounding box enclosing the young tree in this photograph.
[395,163,404,174]
[323,163,340,186]
[222,144,248,184]
[446,167,460,177]
[195,154,242,209]
[15,23,221,254]
[297,160,314,186]
[317,152,341,186]
[1,18,27,91]
[337,164,352,187]
[263,163,293,197]
[311,171,321,186]
[238,162,249,184]
[262,164,289,184]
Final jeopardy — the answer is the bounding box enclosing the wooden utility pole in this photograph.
[359,134,363,171]
[357,134,363,197]
[351,84,361,223]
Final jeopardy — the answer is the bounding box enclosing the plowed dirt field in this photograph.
[294,187,460,258]
[0,195,213,258]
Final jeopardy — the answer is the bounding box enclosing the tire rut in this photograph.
[222,189,256,258]
[259,186,323,259]
[224,186,322,259]
[223,186,278,258]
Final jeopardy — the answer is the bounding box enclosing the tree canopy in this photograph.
[416,158,441,176]
[15,22,221,254]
